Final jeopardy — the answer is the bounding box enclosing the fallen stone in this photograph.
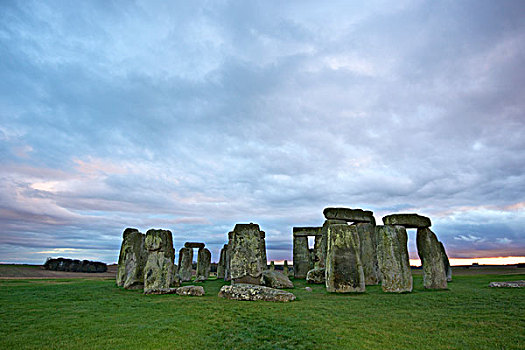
[144,229,178,294]
[144,287,178,295]
[116,228,147,289]
[218,284,296,302]
[489,281,525,288]
[323,207,374,223]
[325,224,366,293]
[376,225,412,293]
[382,214,431,228]
[305,287,312,292]
[261,270,294,289]
[306,268,325,284]
[356,222,380,286]
[184,242,205,249]
[417,228,447,289]
[176,285,205,296]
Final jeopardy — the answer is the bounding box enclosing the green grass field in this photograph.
[1,274,523,349]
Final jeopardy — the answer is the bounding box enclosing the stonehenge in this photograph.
[114,207,452,299]
[116,228,146,289]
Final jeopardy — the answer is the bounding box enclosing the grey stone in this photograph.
[270,261,275,271]
[382,214,431,228]
[305,287,312,292]
[224,232,233,281]
[230,223,266,284]
[261,270,294,289]
[283,260,289,276]
[376,225,413,293]
[144,287,178,295]
[417,228,448,289]
[440,242,452,282]
[318,219,347,268]
[178,247,193,282]
[325,224,365,293]
[117,228,147,289]
[195,248,211,282]
[306,267,325,284]
[218,284,296,302]
[323,207,374,223]
[176,285,205,296]
[184,242,205,249]
[356,223,380,285]
[259,231,268,273]
[293,235,310,278]
[217,244,227,279]
[293,227,322,237]
[143,229,178,294]
[489,281,525,288]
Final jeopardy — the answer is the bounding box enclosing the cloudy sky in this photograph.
[1,0,524,265]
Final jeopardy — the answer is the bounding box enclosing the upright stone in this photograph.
[144,229,178,294]
[116,228,147,289]
[217,244,227,279]
[440,241,452,282]
[224,232,233,281]
[417,228,448,289]
[376,225,412,293]
[178,247,193,282]
[270,261,275,271]
[195,248,211,282]
[356,222,380,285]
[314,235,323,268]
[259,231,268,272]
[230,223,265,284]
[283,260,289,276]
[319,219,346,268]
[325,224,365,293]
[293,235,310,278]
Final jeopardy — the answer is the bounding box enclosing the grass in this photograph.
[0,274,523,349]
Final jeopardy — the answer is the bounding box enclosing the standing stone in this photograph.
[283,260,289,276]
[143,229,178,294]
[195,248,211,282]
[178,247,193,282]
[230,223,265,284]
[376,225,412,293]
[356,222,380,285]
[308,249,315,271]
[116,228,147,289]
[259,231,268,272]
[224,232,233,281]
[217,244,227,279]
[320,219,347,268]
[325,224,365,293]
[270,261,275,271]
[314,235,323,268]
[440,241,452,282]
[417,228,447,289]
[293,235,310,278]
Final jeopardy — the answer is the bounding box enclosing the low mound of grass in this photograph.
[0,274,523,349]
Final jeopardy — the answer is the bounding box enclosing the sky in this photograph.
[1,0,524,265]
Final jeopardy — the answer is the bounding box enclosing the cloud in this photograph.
[1,0,524,264]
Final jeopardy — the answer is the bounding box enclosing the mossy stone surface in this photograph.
[356,223,380,286]
[417,228,448,289]
[116,228,147,290]
[376,225,412,293]
[143,229,177,294]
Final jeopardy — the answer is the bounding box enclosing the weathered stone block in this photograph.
[325,224,365,293]
[293,235,310,278]
[176,285,205,296]
[260,270,294,289]
[376,225,412,293]
[217,244,228,279]
[382,214,431,228]
[293,227,322,237]
[230,223,265,284]
[306,267,325,284]
[218,284,296,302]
[116,228,147,289]
[356,222,380,285]
[178,247,193,282]
[323,207,374,223]
[439,241,452,282]
[184,242,205,249]
[417,228,447,289]
[143,229,177,294]
[195,248,211,282]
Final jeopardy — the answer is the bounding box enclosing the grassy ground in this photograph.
[0,273,523,349]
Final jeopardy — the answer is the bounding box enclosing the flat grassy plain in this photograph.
[0,271,523,349]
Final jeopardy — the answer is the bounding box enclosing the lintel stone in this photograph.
[323,207,374,223]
